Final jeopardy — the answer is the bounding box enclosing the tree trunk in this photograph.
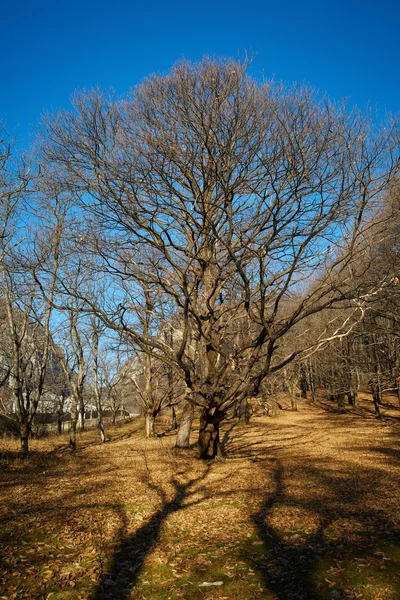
[196,408,223,459]
[176,401,194,448]
[170,405,178,430]
[78,399,85,431]
[19,419,30,455]
[307,361,315,401]
[337,393,347,413]
[57,415,62,435]
[98,414,106,443]
[238,397,250,424]
[145,412,156,437]
[300,375,308,399]
[350,387,359,406]
[69,396,78,450]
[372,384,381,418]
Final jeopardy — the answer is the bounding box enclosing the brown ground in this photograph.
[0,395,399,600]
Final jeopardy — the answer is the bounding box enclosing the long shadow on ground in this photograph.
[91,465,212,600]
[248,458,400,600]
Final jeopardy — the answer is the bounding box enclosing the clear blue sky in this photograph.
[1,0,399,145]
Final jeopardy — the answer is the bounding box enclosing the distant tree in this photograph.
[0,128,67,453]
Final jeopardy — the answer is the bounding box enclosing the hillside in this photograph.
[0,398,399,600]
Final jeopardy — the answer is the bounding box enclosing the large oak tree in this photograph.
[40,57,399,457]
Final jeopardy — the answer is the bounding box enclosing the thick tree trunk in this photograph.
[176,401,194,448]
[238,397,250,424]
[145,412,156,437]
[196,408,223,459]
[19,419,30,455]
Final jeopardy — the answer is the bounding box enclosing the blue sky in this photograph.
[1,0,399,145]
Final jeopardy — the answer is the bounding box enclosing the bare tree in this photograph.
[0,128,66,452]
[39,57,400,457]
[90,316,107,442]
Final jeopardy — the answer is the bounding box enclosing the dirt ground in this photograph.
[0,395,399,600]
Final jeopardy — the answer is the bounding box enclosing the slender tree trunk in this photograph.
[289,383,298,411]
[145,411,156,437]
[196,407,223,459]
[69,395,78,450]
[78,398,85,431]
[371,384,382,418]
[92,326,107,443]
[349,372,359,406]
[170,405,178,430]
[238,397,250,424]
[372,334,383,404]
[176,401,194,448]
[300,375,308,399]
[19,418,30,455]
[98,415,106,443]
[337,393,347,414]
[269,396,278,417]
[307,360,315,401]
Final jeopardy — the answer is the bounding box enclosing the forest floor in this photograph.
[0,394,400,600]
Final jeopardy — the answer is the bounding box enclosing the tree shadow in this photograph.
[220,418,238,455]
[90,464,213,600]
[247,458,400,600]
[315,395,400,423]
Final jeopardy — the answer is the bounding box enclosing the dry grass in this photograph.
[0,395,399,600]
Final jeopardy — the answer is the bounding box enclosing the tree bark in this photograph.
[145,412,156,437]
[176,401,194,448]
[238,397,250,424]
[98,415,106,443]
[307,360,315,401]
[69,395,78,450]
[196,407,223,459]
[78,398,85,431]
[300,375,308,399]
[371,384,382,418]
[19,419,30,455]
[92,325,107,444]
[170,405,178,430]
[337,393,347,413]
